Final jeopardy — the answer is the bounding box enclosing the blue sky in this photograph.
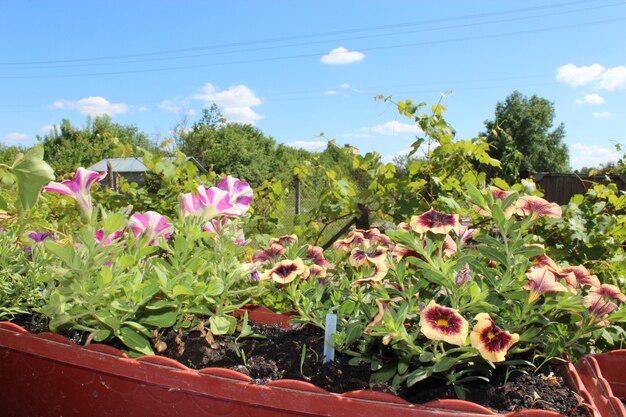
[1,0,625,169]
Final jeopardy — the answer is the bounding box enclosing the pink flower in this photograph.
[583,284,624,324]
[128,211,173,246]
[561,265,600,288]
[515,195,562,219]
[410,208,460,235]
[95,228,124,246]
[217,176,253,215]
[470,313,519,362]
[179,185,239,220]
[523,268,568,303]
[196,185,240,218]
[591,284,626,303]
[419,300,468,346]
[43,167,106,220]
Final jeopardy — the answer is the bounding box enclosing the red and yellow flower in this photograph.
[410,209,460,235]
[470,313,519,362]
[514,195,562,219]
[523,267,568,303]
[419,300,468,346]
[260,258,307,285]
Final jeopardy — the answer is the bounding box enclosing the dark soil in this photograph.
[11,314,591,417]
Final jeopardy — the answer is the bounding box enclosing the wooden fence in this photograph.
[526,172,626,205]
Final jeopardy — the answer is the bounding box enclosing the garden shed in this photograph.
[87,156,207,186]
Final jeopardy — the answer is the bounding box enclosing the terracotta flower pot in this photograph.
[575,351,626,417]
[0,308,622,417]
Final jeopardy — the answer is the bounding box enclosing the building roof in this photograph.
[87,156,207,174]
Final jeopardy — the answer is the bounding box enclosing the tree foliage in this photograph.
[483,91,570,174]
[40,116,154,176]
[176,105,313,187]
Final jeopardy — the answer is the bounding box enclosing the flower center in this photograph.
[436,318,450,327]
[275,264,297,277]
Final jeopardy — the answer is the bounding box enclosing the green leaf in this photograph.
[93,329,112,342]
[210,315,236,335]
[116,326,153,355]
[370,363,397,384]
[44,241,76,267]
[433,356,458,373]
[407,368,431,386]
[103,212,126,235]
[10,145,55,213]
[140,310,177,328]
[206,278,224,297]
[172,284,194,296]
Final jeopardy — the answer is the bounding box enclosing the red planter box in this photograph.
[0,308,623,417]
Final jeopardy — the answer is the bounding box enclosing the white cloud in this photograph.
[50,96,128,117]
[159,100,181,113]
[598,66,626,91]
[340,83,351,89]
[39,124,59,134]
[3,132,29,143]
[75,97,127,117]
[381,148,412,163]
[556,64,605,87]
[285,140,327,151]
[159,100,195,116]
[324,90,338,96]
[361,121,422,136]
[570,143,622,169]
[321,47,365,65]
[192,83,262,123]
[50,99,74,110]
[556,64,626,91]
[593,111,613,118]
[137,106,149,112]
[575,93,605,105]
[343,133,371,139]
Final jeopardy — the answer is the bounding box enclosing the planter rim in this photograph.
[0,310,613,417]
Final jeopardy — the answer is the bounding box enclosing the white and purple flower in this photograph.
[217,175,253,215]
[128,211,173,246]
[43,167,106,220]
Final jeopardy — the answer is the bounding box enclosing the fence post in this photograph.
[356,203,370,230]
[294,176,301,216]
[107,161,114,190]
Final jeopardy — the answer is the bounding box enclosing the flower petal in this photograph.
[419,300,468,346]
[470,313,519,362]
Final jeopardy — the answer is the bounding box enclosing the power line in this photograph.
[1,15,624,80]
[4,1,624,71]
[0,0,607,66]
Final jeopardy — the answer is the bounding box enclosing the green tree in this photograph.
[39,116,154,176]
[483,91,570,174]
[0,144,27,165]
[177,105,313,187]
